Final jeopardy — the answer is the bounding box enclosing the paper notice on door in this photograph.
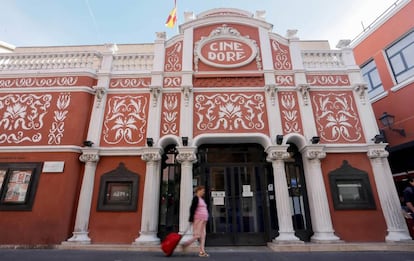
[213,197,224,205]
[242,191,253,197]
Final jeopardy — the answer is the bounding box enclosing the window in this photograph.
[0,162,42,211]
[360,60,384,98]
[386,30,414,83]
[97,162,139,211]
[329,160,376,210]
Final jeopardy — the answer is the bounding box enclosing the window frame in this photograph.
[386,30,414,83]
[97,162,139,212]
[329,160,376,210]
[360,59,384,98]
[0,162,42,211]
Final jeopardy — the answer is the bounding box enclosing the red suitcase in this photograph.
[161,232,183,257]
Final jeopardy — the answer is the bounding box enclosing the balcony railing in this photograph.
[111,53,154,72]
[0,52,155,73]
[0,52,102,71]
[302,50,345,69]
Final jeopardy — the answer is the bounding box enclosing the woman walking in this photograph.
[182,185,209,257]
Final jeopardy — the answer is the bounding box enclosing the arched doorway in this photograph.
[194,143,277,246]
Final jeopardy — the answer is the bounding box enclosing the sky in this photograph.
[0,0,398,49]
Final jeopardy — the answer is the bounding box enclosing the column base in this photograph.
[311,232,341,243]
[273,232,302,243]
[134,232,160,245]
[385,230,412,242]
[64,231,91,244]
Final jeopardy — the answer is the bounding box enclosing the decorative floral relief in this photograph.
[312,92,363,143]
[164,77,181,88]
[164,41,182,72]
[271,40,292,70]
[275,75,294,86]
[0,76,78,88]
[279,92,302,134]
[103,95,148,145]
[194,93,266,132]
[161,93,180,135]
[0,94,52,143]
[307,75,350,86]
[48,93,71,144]
[109,78,151,88]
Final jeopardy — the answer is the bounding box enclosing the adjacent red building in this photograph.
[352,0,414,238]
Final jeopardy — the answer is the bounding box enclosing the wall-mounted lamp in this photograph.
[182,136,188,146]
[146,138,154,147]
[276,135,284,145]
[83,140,94,147]
[378,112,406,137]
[372,133,385,144]
[311,136,320,144]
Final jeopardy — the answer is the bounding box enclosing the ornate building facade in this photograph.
[0,8,411,247]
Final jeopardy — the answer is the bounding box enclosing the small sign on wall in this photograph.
[42,161,65,173]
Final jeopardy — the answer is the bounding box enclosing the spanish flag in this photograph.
[165,0,177,28]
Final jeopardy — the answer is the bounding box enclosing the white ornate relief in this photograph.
[164,76,181,87]
[194,93,266,131]
[102,95,148,145]
[307,75,350,86]
[271,40,292,70]
[48,93,71,144]
[0,94,51,143]
[280,93,301,133]
[161,94,179,135]
[0,76,78,88]
[312,92,363,143]
[276,75,294,86]
[109,78,150,88]
[165,42,182,72]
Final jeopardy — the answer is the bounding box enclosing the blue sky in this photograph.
[0,0,396,48]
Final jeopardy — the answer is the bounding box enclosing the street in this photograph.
[0,249,413,261]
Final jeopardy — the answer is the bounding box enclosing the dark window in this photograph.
[97,162,139,212]
[329,160,376,210]
[0,162,42,211]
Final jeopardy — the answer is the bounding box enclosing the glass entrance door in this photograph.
[206,165,268,245]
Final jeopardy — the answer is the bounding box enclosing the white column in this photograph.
[176,147,197,242]
[301,146,341,242]
[266,146,301,243]
[134,148,162,245]
[367,146,412,241]
[66,149,99,243]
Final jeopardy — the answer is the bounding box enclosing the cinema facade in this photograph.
[0,8,412,247]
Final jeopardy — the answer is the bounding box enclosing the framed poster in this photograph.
[4,170,33,203]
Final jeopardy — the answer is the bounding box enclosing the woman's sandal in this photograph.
[199,252,209,257]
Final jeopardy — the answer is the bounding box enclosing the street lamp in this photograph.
[378,112,406,137]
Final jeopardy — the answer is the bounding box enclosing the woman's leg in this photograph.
[183,219,202,247]
[198,220,207,253]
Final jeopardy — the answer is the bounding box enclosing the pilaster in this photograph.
[367,145,412,241]
[301,145,341,242]
[266,145,301,243]
[176,147,198,242]
[65,149,100,244]
[134,148,163,245]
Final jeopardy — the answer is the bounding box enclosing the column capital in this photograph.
[177,147,197,164]
[79,149,100,163]
[141,148,162,162]
[265,145,290,161]
[367,146,389,159]
[301,145,326,160]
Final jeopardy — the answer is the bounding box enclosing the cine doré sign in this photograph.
[194,24,260,70]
